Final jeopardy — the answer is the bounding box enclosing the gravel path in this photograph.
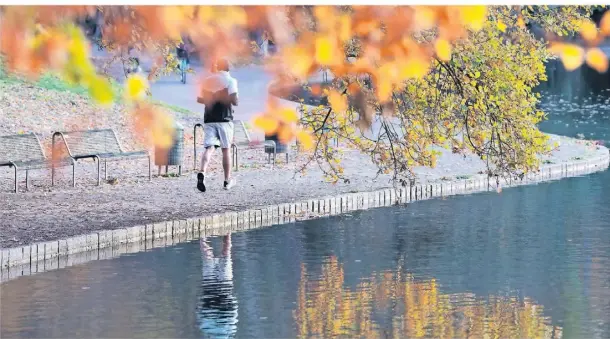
[1,132,606,248]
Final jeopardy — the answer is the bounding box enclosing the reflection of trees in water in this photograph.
[294,256,562,339]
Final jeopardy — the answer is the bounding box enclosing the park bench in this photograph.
[193,120,251,171]
[52,128,151,187]
[0,133,72,193]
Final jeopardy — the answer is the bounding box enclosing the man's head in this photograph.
[216,58,230,72]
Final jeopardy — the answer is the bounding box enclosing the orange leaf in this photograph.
[338,15,352,42]
[328,90,347,113]
[580,20,598,42]
[253,115,280,135]
[278,124,295,143]
[283,46,314,79]
[601,11,610,36]
[377,79,393,102]
[413,7,437,30]
[585,48,608,73]
[517,16,526,29]
[434,39,452,62]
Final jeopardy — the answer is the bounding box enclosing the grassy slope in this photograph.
[0,65,195,116]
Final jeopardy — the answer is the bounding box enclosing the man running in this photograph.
[196,58,238,191]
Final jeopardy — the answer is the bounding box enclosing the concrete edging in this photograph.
[1,151,609,282]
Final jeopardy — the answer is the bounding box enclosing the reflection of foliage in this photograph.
[294,257,562,338]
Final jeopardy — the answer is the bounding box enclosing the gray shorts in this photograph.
[204,122,234,149]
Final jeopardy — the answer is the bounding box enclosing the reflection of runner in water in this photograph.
[197,235,238,339]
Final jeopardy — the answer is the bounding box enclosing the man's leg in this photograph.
[218,122,235,189]
[200,146,215,173]
[198,124,220,192]
[221,148,231,182]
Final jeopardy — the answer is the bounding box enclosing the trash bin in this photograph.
[155,122,184,175]
[264,133,289,165]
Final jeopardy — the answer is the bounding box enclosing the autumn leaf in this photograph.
[253,115,280,135]
[328,90,347,113]
[283,46,314,79]
[413,7,437,30]
[517,16,526,29]
[585,48,608,73]
[434,39,451,62]
[550,43,584,71]
[458,6,487,31]
[125,74,149,101]
[296,130,314,150]
[399,56,430,79]
[278,124,295,143]
[579,20,598,42]
[601,11,610,36]
[88,76,114,105]
[497,20,506,32]
[338,15,352,42]
[276,107,299,123]
[315,36,338,65]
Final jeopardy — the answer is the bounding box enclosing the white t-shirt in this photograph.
[202,71,238,96]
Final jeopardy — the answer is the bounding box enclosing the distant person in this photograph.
[177,37,193,70]
[196,58,238,191]
[260,31,269,58]
[197,235,238,337]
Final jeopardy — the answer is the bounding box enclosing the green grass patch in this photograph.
[150,99,197,116]
[1,62,195,115]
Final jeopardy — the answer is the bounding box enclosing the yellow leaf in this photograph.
[328,90,347,113]
[517,16,526,29]
[276,108,299,123]
[253,115,280,135]
[580,20,598,42]
[585,48,608,73]
[601,11,610,36]
[399,56,430,79]
[558,44,584,71]
[88,76,113,105]
[125,74,149,101]
[297,130,314,150]
[459,6,488,31]
[315,36,337,65]
[497,20,506,32]
[434,39,451,62]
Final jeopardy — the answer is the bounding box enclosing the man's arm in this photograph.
[229,78,239,106]
[230,93,238,106]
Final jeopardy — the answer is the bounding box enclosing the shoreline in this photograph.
[1,145,608,278]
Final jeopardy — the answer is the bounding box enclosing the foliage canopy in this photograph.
[0,5,607,182]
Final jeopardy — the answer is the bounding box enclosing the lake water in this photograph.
[2,61,610,339]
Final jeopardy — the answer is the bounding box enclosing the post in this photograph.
[12,164,18,193]
[96,156,101,186]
